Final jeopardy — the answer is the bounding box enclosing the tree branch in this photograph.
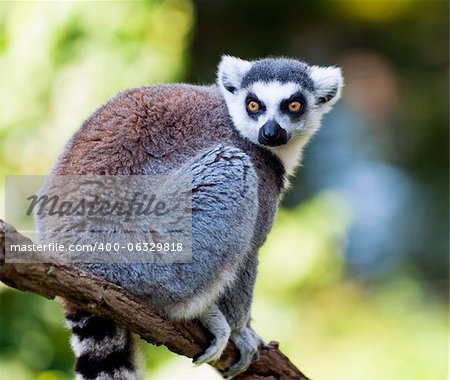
[0,219,309,380]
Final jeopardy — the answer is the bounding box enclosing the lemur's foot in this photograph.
[222,327,263,379]
[193,335,229,365]
[193,305,231,365]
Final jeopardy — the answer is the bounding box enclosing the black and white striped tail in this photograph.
[65,309,141,380]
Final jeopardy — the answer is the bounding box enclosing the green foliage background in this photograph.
[0,1,448,379]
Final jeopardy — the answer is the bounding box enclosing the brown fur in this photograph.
[54,84,284,246]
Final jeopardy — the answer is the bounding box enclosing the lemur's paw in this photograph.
[222,327,262,379]
[193,337,228,365]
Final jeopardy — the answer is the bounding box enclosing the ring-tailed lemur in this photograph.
[37,56,343,379]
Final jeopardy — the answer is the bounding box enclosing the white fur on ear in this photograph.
[309,66,344,108]
[217,55,252,94]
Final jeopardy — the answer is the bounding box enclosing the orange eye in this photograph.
[288,101,302,113]
[247,100,260,113]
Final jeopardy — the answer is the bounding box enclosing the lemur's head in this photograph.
[217,56,343,172]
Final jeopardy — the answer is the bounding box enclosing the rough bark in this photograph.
[0,219,309,380]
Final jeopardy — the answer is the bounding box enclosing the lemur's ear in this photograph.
[217,55,252,94]
[309,66,344,109]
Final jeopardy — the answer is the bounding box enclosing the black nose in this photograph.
[258,120,288,147]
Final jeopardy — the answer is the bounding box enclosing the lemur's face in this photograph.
[226,81,313,147]
[218,56,343,148]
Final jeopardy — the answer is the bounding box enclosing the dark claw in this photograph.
[192,351,204,363]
